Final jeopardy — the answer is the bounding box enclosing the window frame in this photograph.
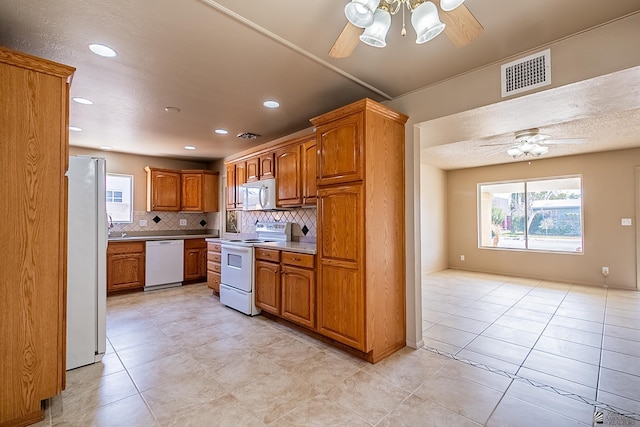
[477,175,584,254]
[106,173,134,224]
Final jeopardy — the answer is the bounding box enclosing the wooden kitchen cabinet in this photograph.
[246,156,260,183]
[184,238,207,282]
[281,252,316,330]
[206,242,222,293]
[145,166,181,211]
[302,138,317,206]
[225,161,246,210]
[311,98,408,363]
[255,248,281,315]
[225,163,236,209]
[275,143,302,207]
[315,111,363,186]
[259,152,276,179]
[181,170,219,212]
[107,241,145,293]
[0,47,75,426]
[246,152,275,182]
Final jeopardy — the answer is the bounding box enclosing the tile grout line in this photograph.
[421,345,640,422]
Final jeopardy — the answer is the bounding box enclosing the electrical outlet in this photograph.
[460,255,465,261]
[179,219,187,226]
[621,218,632,226]
[602,266,609,277]
[139,219,147,227]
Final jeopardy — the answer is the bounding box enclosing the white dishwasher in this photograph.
[145,240,184,291]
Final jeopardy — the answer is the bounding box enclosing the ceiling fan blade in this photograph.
[329,22,362,58]
[542,138,587,145]
[434,1,484,48]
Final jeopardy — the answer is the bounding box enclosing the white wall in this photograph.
[385,13,640,349]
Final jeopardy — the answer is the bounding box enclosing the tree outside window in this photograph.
[478,176,583,253]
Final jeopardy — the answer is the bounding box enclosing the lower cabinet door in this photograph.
[281,265,315,330]
[107,253,145,292]
[255,260,280,315]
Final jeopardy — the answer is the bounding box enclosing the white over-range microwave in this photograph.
[241,178,278,211]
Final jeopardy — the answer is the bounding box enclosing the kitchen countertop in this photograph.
[255,241,317,255]
[108,229,219,242]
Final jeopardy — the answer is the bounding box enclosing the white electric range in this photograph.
[219,222,291,315]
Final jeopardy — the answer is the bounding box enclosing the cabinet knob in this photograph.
[293,257,300,261]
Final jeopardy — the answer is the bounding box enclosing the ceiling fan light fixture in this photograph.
[411,1,446,44]
[359,8,392,47]
[345,0,380,28]
[531,144,549,156]
[507,147,523,159]
[439,0,465,12]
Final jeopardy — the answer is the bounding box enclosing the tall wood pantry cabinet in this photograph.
[310,98,408,363]
[0,47,75,426]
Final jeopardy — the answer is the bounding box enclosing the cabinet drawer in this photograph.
[207,272,221,290]
[207,242,222,253]
[207,261,221,273]
[281,251,315,269]
[255,247,280,262]
[207,252,221,263]
[184,238,207,249]
[107,241,145,255]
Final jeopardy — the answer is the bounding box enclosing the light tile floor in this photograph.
[422,269,640,425]
[33,269,639,426]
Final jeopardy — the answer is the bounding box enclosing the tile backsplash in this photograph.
[110,211,220,233]
[240,208,316,239]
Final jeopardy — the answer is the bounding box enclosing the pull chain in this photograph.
[401,3,407,36]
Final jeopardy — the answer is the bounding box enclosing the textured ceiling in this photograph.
[0,0,639,164]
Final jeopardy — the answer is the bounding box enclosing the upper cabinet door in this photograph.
[259,152,275,180]
[181,172,202,211]
[225,164,236,209]
[234,161,247,209]
[301,139,317,206]
[275,144,301,207]
[146,167,180,211]
[316,112,364,186]
[246,157,259,183]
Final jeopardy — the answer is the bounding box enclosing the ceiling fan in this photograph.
[484,128,587,159]
[329,0,484,58]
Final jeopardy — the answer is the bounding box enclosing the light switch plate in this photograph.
[621,218,632,226]
[180,219,187,226]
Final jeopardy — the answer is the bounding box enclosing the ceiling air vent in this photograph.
[236,132,261,140]
[501,49,551,98]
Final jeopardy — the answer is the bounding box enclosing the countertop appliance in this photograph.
[241,178,278,211]
[220,222,291,315]
[145,240,184,291]
[66,156,107,370]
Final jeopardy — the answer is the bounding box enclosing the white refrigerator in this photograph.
[66,156,107,370]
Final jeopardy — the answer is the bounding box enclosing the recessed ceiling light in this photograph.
[72,97,93,105]
[100,146,113,150]
[263,100,280,109]
[88,44,117,58]
[164,106,181,113]
[184,145,196,150]
[214,129,229,135]
[68,126,82,132]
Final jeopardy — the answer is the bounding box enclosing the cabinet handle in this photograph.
[292,257,301,261]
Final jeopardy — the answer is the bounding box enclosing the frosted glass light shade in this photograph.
[440,0,465,12]
[531,145,549,156]
[359,9,392,47]
[411,1,445,44]
[345,0,381,28]
[507,147,523,158]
